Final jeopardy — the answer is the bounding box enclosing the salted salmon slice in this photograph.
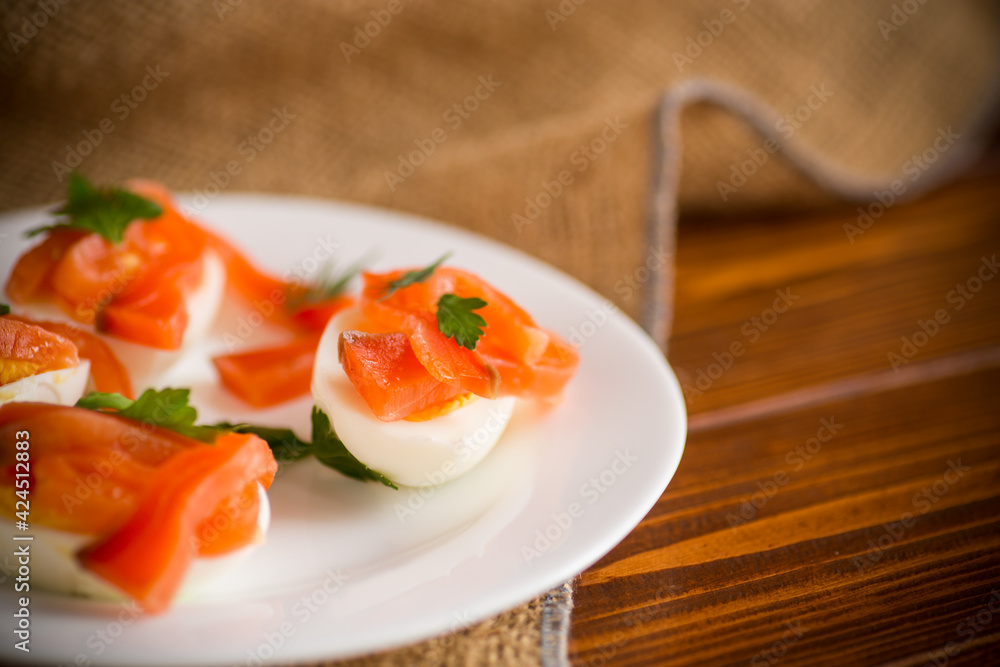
[196,482,262,557]
[397,312,500,399]
[5,314,133,398]
[0,318,79,386]
[5,181,208,349]
[8,180,353,370]
[480,336,579,399]
[200,227,292,326]
[450,270,550,364]
[338,330,467,422]
[0,402,194,467]
[362,267,550,362]
[77,432,275,613]
[134,180,351,336]
[0,402,195,536]
[341,267,579,419]
[289,295,354,333]
[97,273,191,351]
[4,228,86,304]
[360,270,501,400]
[213,335,323,408]
[0,403,277,612]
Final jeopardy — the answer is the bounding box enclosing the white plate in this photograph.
[0,194,686,666]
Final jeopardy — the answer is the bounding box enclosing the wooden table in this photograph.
[569,167,1000,666]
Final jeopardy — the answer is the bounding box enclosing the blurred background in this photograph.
[2,1,998,328]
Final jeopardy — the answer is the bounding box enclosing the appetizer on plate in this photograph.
[0,306,132,405]
[5,175,227,387]
[312,257,579,487]
[0,175,580,617]
[5,174,350,391]
[0,389,277,613]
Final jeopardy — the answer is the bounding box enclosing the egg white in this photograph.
[9,249,226,390]
[0,482,270,604]
[0,360,91,407]
[312,308,516,488]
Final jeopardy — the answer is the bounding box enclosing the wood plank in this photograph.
[570,365,1000,666]
[668,172,1000,416]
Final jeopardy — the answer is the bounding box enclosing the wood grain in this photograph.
[569,170,1000,667]
[669,174,1000,417]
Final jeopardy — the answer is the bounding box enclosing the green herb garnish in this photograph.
[288,258,366,309]
[76,388,218,443]
[27,173,162,244]
[436,294,487,350]
[380,252,451,300]
[219,406,397,489]
[215,422,312,462]
[77,390,395,488]
[0,304,9,316]
[310,407,397,487]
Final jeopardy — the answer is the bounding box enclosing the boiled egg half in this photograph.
[312,308,515,487]
[0,482,270,604]
[0,359,91,407]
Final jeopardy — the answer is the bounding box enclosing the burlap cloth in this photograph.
[1,1,998,665]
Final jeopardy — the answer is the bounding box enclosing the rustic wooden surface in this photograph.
[569,168,1000,666]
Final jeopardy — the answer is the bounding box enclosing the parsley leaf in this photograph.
[76,392,133,412]
[436,294,488,350]
[74,391,396,487]
[76,388,219,443]
[0,304,9,316]
[380,252,451,300]
[310,407,397,488]
[216,407,397,489]
[214,422,312,463]
[27,173,162,244]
